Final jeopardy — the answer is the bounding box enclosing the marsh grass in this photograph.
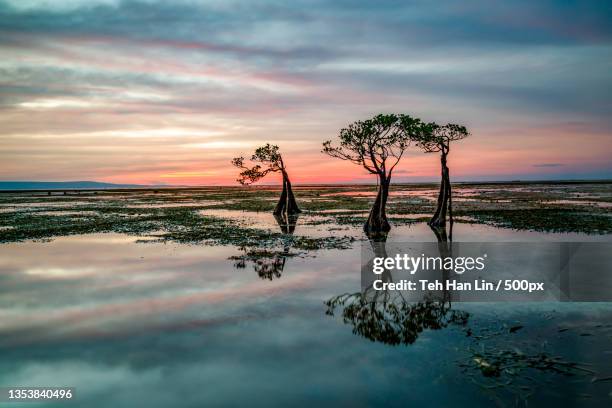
[1,183,611,246]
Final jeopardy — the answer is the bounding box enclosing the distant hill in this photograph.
[0,181,149,190]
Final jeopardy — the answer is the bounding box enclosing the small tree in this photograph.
[416,124,469,228]
[232,143,301,216]
[323,114,426,235]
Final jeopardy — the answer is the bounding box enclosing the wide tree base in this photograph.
[365,230,389,241]
[274,213,300,234]
[364,217,391,241]
[273,173,301,216]
[428,218,446,228]
[273,206,301,216]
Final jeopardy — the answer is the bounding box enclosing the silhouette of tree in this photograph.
[229,214,300,280]
[253,253,287,280]
[323,114,428,236]
[325,293,468,345]
[415,124,469,228]
[231,247,293,280]
[232,143,301,216]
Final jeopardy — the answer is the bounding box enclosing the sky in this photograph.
[1,0,611,185]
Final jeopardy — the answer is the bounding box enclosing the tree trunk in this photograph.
[430,171,445,223]
[364,173,391,236]
[285,175,300,214]
[438,164,450,224]
[274,177,288,215]
[447,169,453,240]
[273,171,301,216]
[429,152,449,228]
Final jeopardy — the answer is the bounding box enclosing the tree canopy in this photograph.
[415,123,469,154]
[322,113,432,234]
[232,143,301,215]
[231,143,284,185]
[322,113,429,177]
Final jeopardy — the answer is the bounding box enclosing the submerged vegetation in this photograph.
[325,287,608,404]
[0,197,353,250]
[1,181,610,246]
[462,208,612,234]
[456,315,610,403]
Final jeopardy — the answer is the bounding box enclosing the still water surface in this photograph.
[0,221,611,407]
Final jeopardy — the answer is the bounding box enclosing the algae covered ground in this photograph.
[1,182,611,247]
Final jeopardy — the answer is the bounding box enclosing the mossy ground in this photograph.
[1,182,610,248]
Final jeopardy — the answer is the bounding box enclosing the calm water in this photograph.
[1,220,611,407]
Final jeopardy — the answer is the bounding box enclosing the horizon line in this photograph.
[1,178,612,192]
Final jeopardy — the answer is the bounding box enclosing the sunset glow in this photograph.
[1,0,611,185]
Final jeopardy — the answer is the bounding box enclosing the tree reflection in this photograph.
[230,214,300,280]
[326,227,588,402]
[325,229,468,345]
[325,293,468,345]
[430,223,451,244]
[234,249,287,280]
[274,213,299,234]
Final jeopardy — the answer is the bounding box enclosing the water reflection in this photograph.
[274,213,299,234]
[230,214,301,280]
[325,292,469,345]
[430,223,451,244]
[323,227,612,406]
[325,230,469,346]
[0,225,611,406]
[231,248,291,280]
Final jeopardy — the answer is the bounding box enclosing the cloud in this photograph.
[532,163,565,168]
[0,0,611,183]
[392,169,416,175]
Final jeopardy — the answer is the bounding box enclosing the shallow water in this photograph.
[199,208,358,238]
[548,199,612,208]
[0,220,611,407]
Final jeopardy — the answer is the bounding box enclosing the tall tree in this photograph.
[232,143,301,216]
[416,124,469,229]
[322,114,426,235]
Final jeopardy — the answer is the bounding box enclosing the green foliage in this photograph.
[322,113,429,175]
[252,143,281,163]
[231,143,284,185]
[414,122,470,153]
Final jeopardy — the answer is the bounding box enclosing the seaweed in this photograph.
[0,205,355,250]
[1,182,611,244]
[460,208,612,234]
